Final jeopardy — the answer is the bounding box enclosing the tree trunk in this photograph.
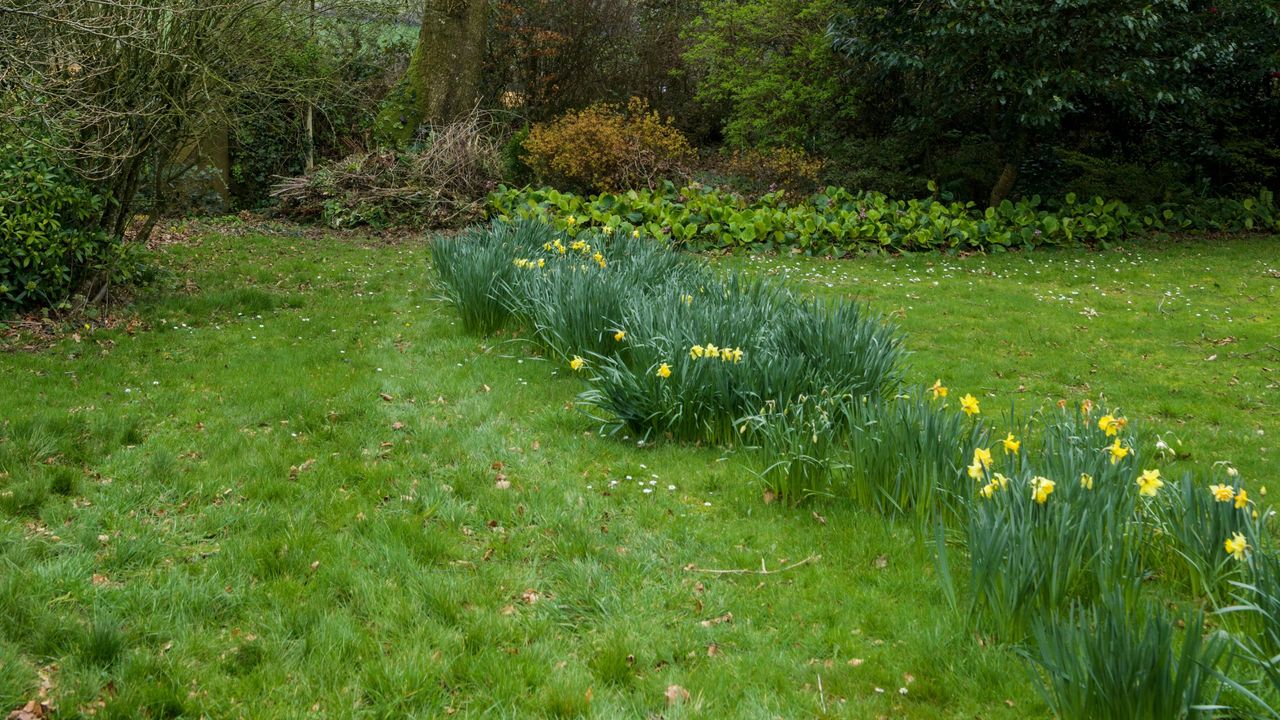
[988,161,1018,208]
[375,0,489,145]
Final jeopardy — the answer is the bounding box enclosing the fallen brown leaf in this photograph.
[700,612,733,628]
[664,684,690,706]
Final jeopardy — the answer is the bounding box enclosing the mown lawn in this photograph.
[0,225,1276,718]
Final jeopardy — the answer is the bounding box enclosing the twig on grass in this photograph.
[686,554,821,576]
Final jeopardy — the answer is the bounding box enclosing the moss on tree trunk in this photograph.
[374,0,489,146]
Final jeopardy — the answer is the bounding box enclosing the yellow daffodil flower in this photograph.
[992,472,1009,489]
[1098,414,1127,436]
[1136,468,1163,497]
[537,258,545,268]
[967,461,984,481]
[593,252,606,268]
[569,356,586,371]
[1225,532,1249,561]
[603,225,613,235]
[566,216,576,225]
[960,394,980,416]
[973,447,994,469]
[682,294,693,305]
[656,363,671,379]
[1080,473,1094,490]
[690,345,704,359]
[1235,488,1249,510]
[614,330,626,342]
[632,229,640,238]
[1032,477,1056,505]
[1209,484,1235,503]
[704,343,719,358]
[930,379,948,399]
[1002,433,1020,455]
[980,481,999,498]
[1109,438,1129,464]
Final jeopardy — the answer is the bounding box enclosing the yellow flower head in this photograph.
[593,252,606,269]
[992,472,1009,489]
[960,394,980,417]
[632,229,641,238]
[682,294,693,306]
[1136,468,1163,497]
[656,363,671,379]
[731,348,743,363]
[719,347,733,361]
[967,461,985,481]
[1109,438,1130,465]
[1225,532,1250,561]
[930,379,948,399]
[566,216,576,225]
[973,447,994,469]
[1081,399,1094,416]
[1235,488,1249,510]
[537,258,545,268]
[569,356,586,371]
[980,481,999,499]
[570,239,587,252]
[614,330,626,342]
[1080,473,1094,490]
[1209,484,1235,503]
[1002,433,1020,455]
[1032,477,1056,505]
[1096,415,1127,435]
[603,225,613,235]
[705,343,719,358]
[690,345,704,359]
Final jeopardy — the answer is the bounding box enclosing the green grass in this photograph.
[0,226,1276,718]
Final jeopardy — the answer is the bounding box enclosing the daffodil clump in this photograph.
[946,398,1274,649]
[438,219,905,446]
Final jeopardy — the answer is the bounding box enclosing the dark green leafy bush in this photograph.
[0,142,130,313]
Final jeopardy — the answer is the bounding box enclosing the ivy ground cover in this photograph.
[0,225,1276,718]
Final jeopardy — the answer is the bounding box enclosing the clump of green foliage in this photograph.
[489,184,1280,254]
[0,142,139,313]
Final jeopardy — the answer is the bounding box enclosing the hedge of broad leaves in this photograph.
[488,183,1280,254]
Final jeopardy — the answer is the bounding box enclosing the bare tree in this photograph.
[0,0,317,245]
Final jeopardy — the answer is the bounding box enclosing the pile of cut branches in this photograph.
[272,110,502,229]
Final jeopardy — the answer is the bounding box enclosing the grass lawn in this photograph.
[1,225,1276,718]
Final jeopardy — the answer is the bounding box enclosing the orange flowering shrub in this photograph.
[523,98,693,193]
